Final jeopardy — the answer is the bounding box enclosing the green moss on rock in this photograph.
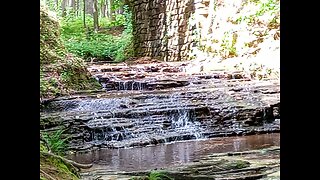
[40,6,65,65]
[40,5,100,98]
[40,152,79,180]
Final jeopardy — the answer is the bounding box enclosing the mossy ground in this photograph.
[40,144,79,180]
[40,5,100,99]
[40,5,100,179]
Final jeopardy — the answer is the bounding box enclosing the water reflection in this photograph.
[69,133,279,171]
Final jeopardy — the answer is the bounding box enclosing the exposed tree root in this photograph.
[40,151,93,169]
[40,168,57,180]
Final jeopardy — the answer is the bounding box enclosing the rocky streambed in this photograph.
[40,61,280,151]
[79,144,280,180]
[40,60,280,179]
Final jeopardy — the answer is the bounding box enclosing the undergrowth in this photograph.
[40,5,101,98]
[40,129,79,180]
[61,5,133,62]
[41,129,69,155]
[131,171,173,180]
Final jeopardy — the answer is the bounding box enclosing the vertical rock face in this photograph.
[131,0,208,61]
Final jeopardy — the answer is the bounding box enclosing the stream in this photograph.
[40,61,280,179]
[69,133,279,172]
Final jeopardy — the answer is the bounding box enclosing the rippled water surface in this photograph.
[69,133,280,171]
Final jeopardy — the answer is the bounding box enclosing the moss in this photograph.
[40,5,101,98]
[40,140,79,180]
[39,5,99,180]
[40,153,79,180]
[225,160,250,169]
[40,117,61,129]
[40,143,47,152]
[40,6,65,65]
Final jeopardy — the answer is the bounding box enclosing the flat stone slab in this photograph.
[80,146,280,180]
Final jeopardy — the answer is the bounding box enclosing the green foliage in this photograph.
[40,143,47,152]
[40,6,100,98]
[40,71,61,97]
[59,57,101,89]
[130,171,173,180]
[61,15,113,38]
[148,171,173,180]
[255,0,280,16]
[112,0,124,11]
[63,33,133,61]
[41,153,79,180]
[220,32,238,58]
[61,9,134,62]
[233,160,250,169]
[110,14,126,27]
[234,0,279,25]
[42,129,69,155]
[123,5,133,34]
[51,157,79,179]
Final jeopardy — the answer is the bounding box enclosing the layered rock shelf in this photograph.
[80,146,280,180]
[40,61,280,151]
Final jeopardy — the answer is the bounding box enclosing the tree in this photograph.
[76,0,80,16]
[61,0,67,17]
[100,0,106,18]
[201,0,216,48]
[83,0,86,28]
[55,0,59,10]
[110,0,115,20]
[93,0,99,31]
[85,0,94,15]
[70,0,76,14]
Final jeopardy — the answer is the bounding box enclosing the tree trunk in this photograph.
[76,0,80,16]
[40,151,93,169]
[101,1,106,18]
[71,0,76,10]
[118,5,123,15]
[93,0,99,31]
[55,0,59,10]
[85,0,94,15]
[106,0,110,18]
[61,0,67,17]
[201,0,215,47]
[83,0,86,28]
[110,0,115,20]
[53,0,59,11]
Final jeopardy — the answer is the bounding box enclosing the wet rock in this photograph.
[41,63,280,151]
[243,118,255,126]
[120,104,128,108]
[96,147,279,180]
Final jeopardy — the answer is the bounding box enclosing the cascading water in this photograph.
[40,68,280,150]
[166,92,204,139]
[60,90,206,148]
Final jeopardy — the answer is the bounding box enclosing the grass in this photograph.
[41,129,69,155]
[148,171,173,180]
[131,171,174,180]
[40,129,79,180]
